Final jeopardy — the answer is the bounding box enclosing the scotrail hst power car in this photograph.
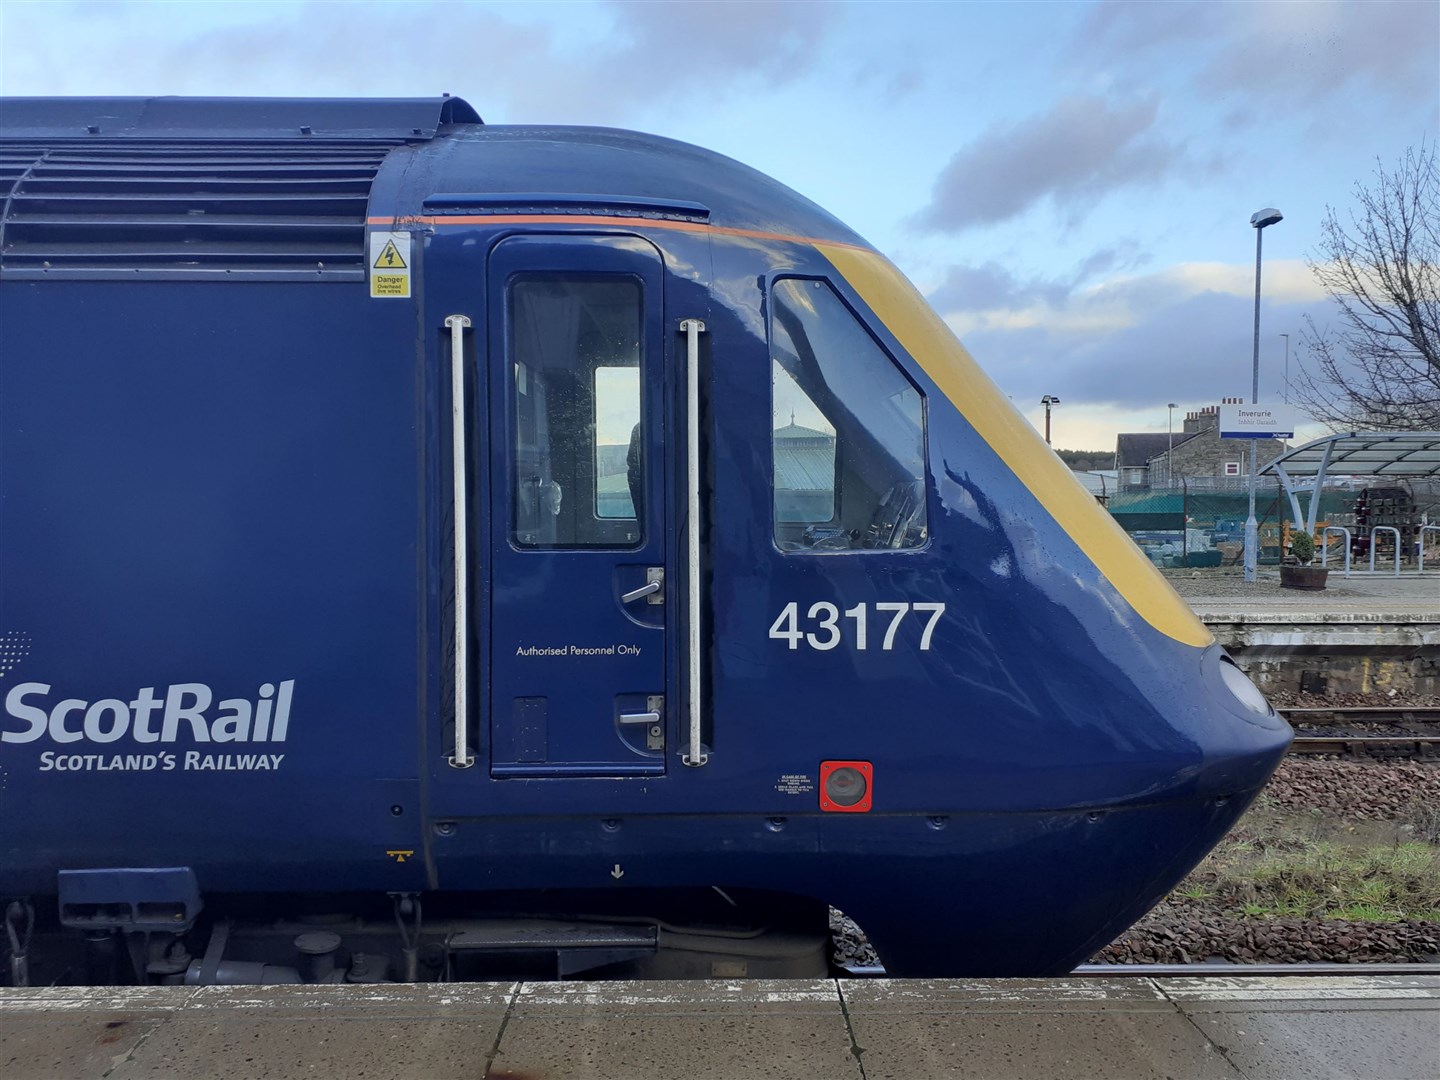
[0,96,1290,986]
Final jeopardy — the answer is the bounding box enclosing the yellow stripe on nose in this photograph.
[818,243,1213,649]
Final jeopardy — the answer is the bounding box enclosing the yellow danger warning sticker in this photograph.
[374,239,406,269]
[368,231,412,298]
[372,273,408,298]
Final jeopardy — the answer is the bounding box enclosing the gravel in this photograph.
[1268,688,1440,709]
[1261,759,1440,820]
[830,909,879,968]
[1096,908,1440,965]
[832,905,1440,970]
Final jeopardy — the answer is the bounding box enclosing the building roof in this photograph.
[775,444,836,491]
[771,422,836,492]
[1115,431,1197,468]
[1073,471,1118,495]
[773,422,834,441]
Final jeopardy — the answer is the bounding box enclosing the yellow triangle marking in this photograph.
[373,239,407,270]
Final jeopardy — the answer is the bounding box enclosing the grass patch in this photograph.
[1403,798,1440,845]
[1335,904,1403,923]
[1174,808,1440,923]
[1174,883,1212,900]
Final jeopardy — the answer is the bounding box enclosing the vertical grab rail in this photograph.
[1421,525,1440,573]
[680,318,709,767]
[446,314,476,769]
[1321,526,1352,578]
[1369,526,1401,577]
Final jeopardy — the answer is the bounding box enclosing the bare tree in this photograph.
[1292,144,1439,431]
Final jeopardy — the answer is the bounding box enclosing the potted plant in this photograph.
[1280,530,1328,589]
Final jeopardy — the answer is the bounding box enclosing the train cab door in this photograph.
[484,234,669,776]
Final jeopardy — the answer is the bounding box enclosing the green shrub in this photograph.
[1290,530,1315,564]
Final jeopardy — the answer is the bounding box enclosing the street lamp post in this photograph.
[1041,395,1060,445]
[1245,208,1283,583]
[1167,402,1177,486]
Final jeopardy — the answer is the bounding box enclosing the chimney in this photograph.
[1185,403,1224,434]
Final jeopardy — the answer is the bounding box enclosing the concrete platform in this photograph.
[1178,568,1439,620]
[1,974,1435,1079]
[1197,609,1438,653]
[1172,571,1440,693]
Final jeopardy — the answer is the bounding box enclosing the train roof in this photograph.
[0,96,869,280]
[0,96,484,141]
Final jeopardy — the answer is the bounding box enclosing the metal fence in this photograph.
[1106,478,1439,570]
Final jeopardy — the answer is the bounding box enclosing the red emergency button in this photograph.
[820,760,872,812]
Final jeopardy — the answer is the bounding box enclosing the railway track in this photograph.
[1278,706,1440,725]
[1276,706,1440,757]
[1288,735,1439,756]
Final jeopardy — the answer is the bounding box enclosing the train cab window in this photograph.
[510,276,644,548]
[770,278,927,552]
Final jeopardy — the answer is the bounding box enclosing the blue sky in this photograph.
[4,0,1436,451]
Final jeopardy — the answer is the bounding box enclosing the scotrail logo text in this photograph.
[2,681,295,745]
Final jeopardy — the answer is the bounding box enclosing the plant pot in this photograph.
[1280,564,1329,590]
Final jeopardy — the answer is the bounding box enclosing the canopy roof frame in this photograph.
[1260,432,1440,534]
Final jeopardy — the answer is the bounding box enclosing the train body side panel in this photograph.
[0,280,426,894]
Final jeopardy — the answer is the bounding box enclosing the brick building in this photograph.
[1114,400,1285,489]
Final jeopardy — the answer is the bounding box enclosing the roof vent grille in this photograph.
[0,141,393,280]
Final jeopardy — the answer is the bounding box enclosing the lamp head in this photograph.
[1250,207,1283,229]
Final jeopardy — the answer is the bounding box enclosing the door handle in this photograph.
[621,566,664,606]
[621,581,661,604]
[622,694,665,752]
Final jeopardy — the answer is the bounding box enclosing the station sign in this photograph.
[1219,403,1298,439]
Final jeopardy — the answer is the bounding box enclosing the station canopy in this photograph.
[1260,431,1440,532]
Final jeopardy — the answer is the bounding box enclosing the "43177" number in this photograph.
[768,601,945,652]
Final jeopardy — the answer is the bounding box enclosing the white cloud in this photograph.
[1077,0,1439,115]
[1118,261,1329,306]
[913,95,1190,232]
[937,259,1327,338]
[0,0,841,126]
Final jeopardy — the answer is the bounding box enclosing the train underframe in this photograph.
[4,887,832,987]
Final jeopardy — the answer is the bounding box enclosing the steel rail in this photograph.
[1277,706,1440,756]
[1289,734,1438,756]
[1279,707,1440,724]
